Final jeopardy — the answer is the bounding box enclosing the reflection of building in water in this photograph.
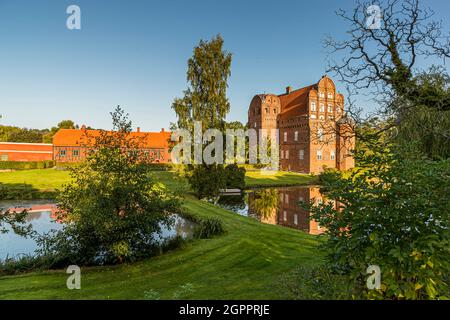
[248,187,331,235]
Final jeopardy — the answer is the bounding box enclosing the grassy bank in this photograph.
[0,197,322,300]
[0,168,323,299]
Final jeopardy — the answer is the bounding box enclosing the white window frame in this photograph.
[284,132,287,142]
[328,105,333,112]
[294,131,298,141]
[317,149,322,160]
[319,103,325,113]
[331,150,335,160]
[310,102,316,112]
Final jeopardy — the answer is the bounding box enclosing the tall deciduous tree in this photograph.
[172,34,232,132]
[172,35,238,199]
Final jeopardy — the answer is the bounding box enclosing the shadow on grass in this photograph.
[0,183,57,200]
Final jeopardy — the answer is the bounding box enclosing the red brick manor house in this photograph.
[248,75,355,174]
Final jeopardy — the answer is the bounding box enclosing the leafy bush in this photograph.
[37,107,180,265]
[0,160,55,170]
[187,164,226,199]
[311,143,450,299]
[193,218,225,239]
[224,164,246,189]
[178,209,226,239]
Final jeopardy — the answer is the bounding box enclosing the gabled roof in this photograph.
[53,129,171,148]
[278,84,315,116]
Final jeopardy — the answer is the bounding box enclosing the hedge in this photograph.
[0,160,55,170]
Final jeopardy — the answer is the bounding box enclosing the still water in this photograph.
[0,200,195,261]
[216,186,328,235]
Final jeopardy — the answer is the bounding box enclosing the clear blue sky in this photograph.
[0,0,449,131]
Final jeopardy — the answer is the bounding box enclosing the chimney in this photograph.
[136,127,140,133]
[161,128,165,133]
[286,86,292,94]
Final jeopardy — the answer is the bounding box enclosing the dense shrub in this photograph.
[36,107,180,265]
[0,160,55,170]
[224,164,246,189]
[193,218,225,239]
[187,164,226,199]
[310,144,450,299]
[178,209,226,239]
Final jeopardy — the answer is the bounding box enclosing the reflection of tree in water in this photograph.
[248,189,279,220]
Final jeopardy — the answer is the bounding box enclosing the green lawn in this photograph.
[245,170,317,188]
[0,169,70,192]
[0,168,322,299]
[0,168,316,197]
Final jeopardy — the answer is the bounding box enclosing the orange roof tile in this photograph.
[53,129,171,149]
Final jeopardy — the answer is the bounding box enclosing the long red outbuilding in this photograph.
[0,127,171,163]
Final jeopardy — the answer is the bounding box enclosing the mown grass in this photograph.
[0,168,323,299]
[0,168,316,198]
[244,170,317,188]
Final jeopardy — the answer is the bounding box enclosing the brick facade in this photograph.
[248,76,355,174]
[52,127,171,163]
